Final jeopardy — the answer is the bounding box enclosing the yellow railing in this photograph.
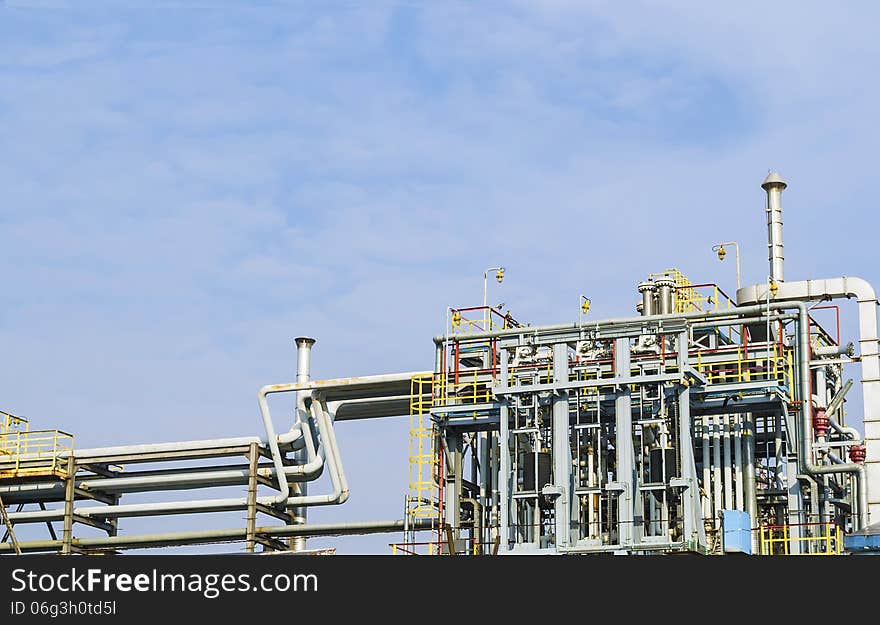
[0,429,74,479]
[441,369,493,406]
[758,523,843,555]
[0,411,28,439]
[695,343,793,389]
[407,375,439,520]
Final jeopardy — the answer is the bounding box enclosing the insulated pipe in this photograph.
[3,383,414,506]
[702,417,711,520]
[828,416,861,441]
[785,301,869,529]
[722,417,733,509]
[712,416,722,521]
[292,336,316,551]
[813,342,855,358]
[60,430,304,460]
[762,171,787,283]
[742,414,757,530]
[737,277,877,524]
[1,416,326,501]
[8,395,349,525]
[734,416,744,511]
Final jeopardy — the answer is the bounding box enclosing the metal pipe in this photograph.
[762,171,787,283]
[702,416,711,520]
[734,415,744,510]
[785,301,869,529]
[829,416,861,441]
[722,416,733,509]
[429,301,868,526]
[655,277,675,315]
[0,518,433,554]
[737,280,876,525]
[291,336,316,551]
[742,413,757,532]
[813,342,855,357]
[712,416,722,521]
[8,393,348,525]
[638,281,656,316]
[60,430,304,460]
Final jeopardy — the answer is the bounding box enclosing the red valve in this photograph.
[850,444,866,464]
[813,408,830,437]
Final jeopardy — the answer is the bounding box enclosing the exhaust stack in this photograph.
[762,171,787,283]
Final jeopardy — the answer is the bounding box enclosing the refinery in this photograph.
[1,171,879,556]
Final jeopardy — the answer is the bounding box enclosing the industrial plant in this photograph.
[2,171,879,555]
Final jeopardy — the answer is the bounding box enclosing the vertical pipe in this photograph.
[702,416,711,520]
[552,342,572,549]
[742,413,758,548]
[712,416,722,525]
[614,339,635,547]
[480,431,490,545]
[734,415,744,511]
[587,444,596,537]
[656,277,675,315]
[723,416,733,509]
[499,350,510,551]
[638,282,657,316]
[290,337,315,552]
[676,331,705,548]
[762,171,787,283]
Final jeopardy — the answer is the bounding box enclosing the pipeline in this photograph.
[0,518,434,554]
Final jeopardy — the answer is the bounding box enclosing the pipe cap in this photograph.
[761,171,787,191]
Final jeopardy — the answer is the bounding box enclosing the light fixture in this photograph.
[581,297,591,314]
[769,280,779,297]
[716,245,727,261]
[495,268,505,284]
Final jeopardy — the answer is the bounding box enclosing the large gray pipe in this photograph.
[292,337,316,551]
[762,171,787,283]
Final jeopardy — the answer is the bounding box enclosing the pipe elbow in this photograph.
[844,276,878,304]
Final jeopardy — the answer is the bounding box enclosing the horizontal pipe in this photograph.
[432,305,800,345]
[62,429,304,460]
[0,518,434,554]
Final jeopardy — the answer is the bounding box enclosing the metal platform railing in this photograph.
[0,429,74,479]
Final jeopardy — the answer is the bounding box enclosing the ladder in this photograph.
[405,375,439,544]
[0,493,21,555]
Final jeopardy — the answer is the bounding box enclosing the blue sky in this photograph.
[2,1,878,553]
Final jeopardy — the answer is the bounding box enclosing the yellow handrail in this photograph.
[758,523,842,555]
[0,429,74,479]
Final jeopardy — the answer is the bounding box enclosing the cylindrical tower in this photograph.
[638,281,657,316]
[762,171,787,283]
[655,276,675,315]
